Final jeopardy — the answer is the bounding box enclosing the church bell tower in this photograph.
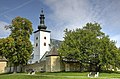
[33,10,51,63]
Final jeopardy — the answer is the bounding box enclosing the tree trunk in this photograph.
[79,63,83,72]
[13,65,17,73]
[20,64,23,72]
[9,65,11,73]
[8,62,12,73]
[97,65,101,72]
[89,63,92,72]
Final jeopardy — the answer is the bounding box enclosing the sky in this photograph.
[0,0,120,47]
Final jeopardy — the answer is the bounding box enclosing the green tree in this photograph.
[99,36,120,71]
[6,16,33,72]
[0,37,15,58]
[58,23,120,72]
[0,37,15,72]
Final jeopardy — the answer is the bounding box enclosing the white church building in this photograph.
[32,10,51,63]
[25,10,81,72]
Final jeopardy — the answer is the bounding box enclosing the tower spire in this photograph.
[38,9,47,30]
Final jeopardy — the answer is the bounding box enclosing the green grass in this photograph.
[0,72,120,79]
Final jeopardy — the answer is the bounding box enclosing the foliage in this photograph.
[9,16,33,71]
[58,22,120,71]
[0,37,15,58]
[0,16,33,72]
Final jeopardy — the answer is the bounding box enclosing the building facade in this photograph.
[25,10,81,72]
[32,10,51,63]
[0,57,7,73]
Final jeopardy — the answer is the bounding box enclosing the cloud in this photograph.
[44,0,91,23]
[43,0,120,47]
[44,0,92,40]
[0,21,10,38]
[44,0,116,25]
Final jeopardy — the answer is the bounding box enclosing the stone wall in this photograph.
[65,62,80,72]
[0,61,7,73]
[23,60,45,72]
[51,56,61,72]
[46,56,61,72]
[5,65,22,73]
[46,57,51,72]
[23,56,82,72]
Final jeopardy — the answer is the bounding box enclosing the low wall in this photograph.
[23,60,45,72]
[5,65,22,72]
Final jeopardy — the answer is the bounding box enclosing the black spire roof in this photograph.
[38,10,47,30]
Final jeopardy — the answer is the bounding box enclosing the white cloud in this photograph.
[43,0,112,39]
[44,0,91,23]
[0,21,10,38]
[44,0,93,40]
[43,0,120,47]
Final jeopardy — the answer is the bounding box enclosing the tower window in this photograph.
[44,37,46,39]
[36,37,38,40]
[36,43,38,47]
[44,42,46,46]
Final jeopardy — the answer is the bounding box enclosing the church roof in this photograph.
[38,10,47,30]
[34,29,51,33]
[0,56,7,62]
[46,47,59,57]
[34,10,51,33]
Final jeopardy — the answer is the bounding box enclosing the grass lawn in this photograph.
[0,72,120,79]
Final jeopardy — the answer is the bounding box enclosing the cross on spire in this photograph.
[41,9,43,14]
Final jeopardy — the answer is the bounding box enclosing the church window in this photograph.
[44,37,46,39]
[36,37,38,40]
[44,42,46,46]
[36,43,38,47]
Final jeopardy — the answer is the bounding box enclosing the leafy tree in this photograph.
[58,23,120,72]
[0,37,15,72]
[0,37,15,58]
[5,16,33,72]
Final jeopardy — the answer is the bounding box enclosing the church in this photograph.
[24,10,81,72]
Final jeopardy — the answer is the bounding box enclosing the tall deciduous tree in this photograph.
[6,16,33,72]
[0,37,15,72]
[58,23,120,72]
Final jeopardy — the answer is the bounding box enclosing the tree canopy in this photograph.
[0,16,33,72]
[0,37,15,58]
[58,23,120,72]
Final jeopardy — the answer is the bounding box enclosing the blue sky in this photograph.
[0,0,120,47]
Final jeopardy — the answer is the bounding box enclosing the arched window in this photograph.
[44,42,46,46]
[36,43,38,47]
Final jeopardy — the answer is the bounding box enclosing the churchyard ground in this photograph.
[0,72,120,79]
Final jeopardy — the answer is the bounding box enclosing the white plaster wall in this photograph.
[33,31,40,62]
[33,30,50,63]
[40,31,50,59]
